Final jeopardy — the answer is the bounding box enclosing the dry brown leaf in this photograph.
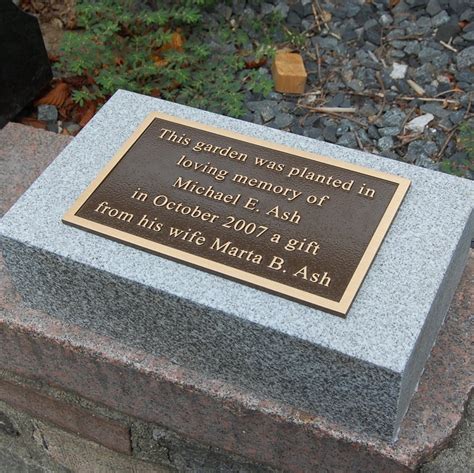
[58,96,75,121]
[244,57,267,69]
[161,32,185,53]
[78,102,96,127]
[152,55,168,67]
[36,82,69,107]
[389,0,401,8]
[21,0,76,29]
[320,10,332,23]
[20,117,47,130]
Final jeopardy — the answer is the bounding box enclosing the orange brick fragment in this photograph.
[271,51,307,94]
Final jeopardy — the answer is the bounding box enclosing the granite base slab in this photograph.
[0,91,473,440]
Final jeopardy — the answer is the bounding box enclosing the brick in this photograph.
[271,51,307,94]
[0,379,131,455]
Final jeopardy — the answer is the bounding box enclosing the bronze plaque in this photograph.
[63,112,410,316]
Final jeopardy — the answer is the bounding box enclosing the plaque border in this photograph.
[63,111,410,316]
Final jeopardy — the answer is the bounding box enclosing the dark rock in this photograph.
[267,91,283,101]
[322,126,338,143]
[418,47,440,63]
[449,0,468,14]
[432,52,450,69]
[368,125,380,139]
[342,28,358,42]
[420,103,451,118]
[334,2,361,19]
[327,93,345,107]
[426,0,443,16]
[416,155,439,169]
[437,82,453,94]
[259,104,276,123]
[286,10,301,28]
[432,10,450,27]
[347,79,364,92]
[336,122,351,136]
[261,3,274,16]
[356,129,371,145]
[291,123,305,136]
[460,8,474,21]
[379,13,393,26]
[382,109,406,127]
[379,127,401,137]
[449,110,465,125]
[359,102,378,117]
[304,127,323,140]
[404,41,421,55]
[406,140,438,163]
[253,113,263,125]
[364,26,382,46]
[390,49,407,59]
[406,0,427,7]
[378,136,394,151]
[456,45,474,69]
[37,105,58,122]
[273,113,293,129]
[337,132,357,148]
[455,70,474,85]
[435,19,461,41]
[63,122,82,135]
[0,2,52,128]
[292,0,313,18]
[275,1,290,18]
[246,100,279,113]
[462,30,474,41]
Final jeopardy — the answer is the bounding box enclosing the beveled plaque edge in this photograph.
[63,111,411,316]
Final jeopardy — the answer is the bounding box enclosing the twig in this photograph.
[434,89,463,98]
[311,1,321,32]
[314,0,330,30]
[301,105,368,128]
[315,43,322,87]
[392,133,424,150]
[400,107,416,131]
[354,131,366,151]
[435,126,458,161]
[329,31,342,40]
[370,71,386,124]
[346,90,462,105]
[440,40,458,53]
[386,34,424,41]
[308,107,357,113]
[435,96,472,161]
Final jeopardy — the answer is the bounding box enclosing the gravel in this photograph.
[224,0,474,179]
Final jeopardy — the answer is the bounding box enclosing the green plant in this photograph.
[57,0,286,118]
[439,121,474,177]
[459,121,474,159]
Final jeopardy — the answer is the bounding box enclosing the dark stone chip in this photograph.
[435,19,461,41]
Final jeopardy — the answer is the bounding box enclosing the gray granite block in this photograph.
[1,90,473,440]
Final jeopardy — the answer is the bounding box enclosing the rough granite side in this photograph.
[0,91,473,440]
